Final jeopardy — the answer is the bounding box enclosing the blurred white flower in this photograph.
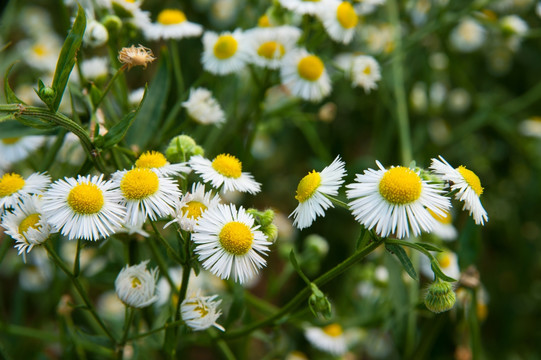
[115,260,159,308]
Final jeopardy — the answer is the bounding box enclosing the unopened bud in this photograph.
[165,135,203,162]
[38,86,56,104]
[102,15,122,34]
[425,279,456,313]
[308,283,332,319]
[247,209,278,241]
[304,234,329,258]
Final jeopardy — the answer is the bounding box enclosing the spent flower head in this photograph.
[118,44,156,70]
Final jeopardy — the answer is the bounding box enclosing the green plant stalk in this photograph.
[150,221,184,265]
[41,129,67,172]
[223,239,383,339]
[175,234,192,320]
[469,289,482,360]
[94,65,127,109]
[73,237,82,277]
[147,233,177,290]
[0,323,59,342]
[127,319,184,341]
[169,40,185,96]
[209,328,236,360]
[120,307,135,346]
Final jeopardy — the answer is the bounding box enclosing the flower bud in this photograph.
[304,234,329,258]
[165,135,203,162]
[38,86,56,104]
[102,15,122,34]
[424,279,456,313]
[247,208,278,241]
[84,20,109,47]
[308,283,332,319]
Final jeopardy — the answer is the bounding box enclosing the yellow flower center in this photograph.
[295,171,321,203]
[32,44,47,57]
[219,221,253,256]
[257,41,285,60]
[363,65,372,75]
[1,137,20,144]
[67,183,104,214]
[19,213,41,237]
[131,277,141,288]
[378,167,422,205]
[428,209,452,225]
[120,168,160,200]
[157,9,187,25]
[297,55,324,81]
[258,14,271,27]
[438,252,452,269]
[336,2,358,29]
[211,154,242,178]
[303,0,320,2]
[184,201,207,219]
[135,151,168,169]
[323,323,343,337]
[213,35,238,60]
[195,303,209,317]
[457,166,483,196]
[0,173,25,197]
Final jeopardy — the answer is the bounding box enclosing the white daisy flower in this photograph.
[500,15,528,36]
[346,161,451,239]
[113,168,181,226]
[18,34,62,72]
[84,19,109,47]
[189,154,261,194]
[192,204,271,284]
[420,249,460,280]
[42,174,126,241]
[143,8,203,41]
[128,87,146,106]
[429,209,457,241]
[1,195,52,256]
[334,53,381,92]
[449,18,486,53]
[19,248,53,292]
[0,172,50,210]
[181,290,225,331]
[115,260,159,308]
[166,182,222,232]
[201,29,249,75]
[135,150,190,177]
[354,0,386,15]
[519,116,541,138]
[81,57,109,81]
[182,88,226,126]
[290,156,347,230]
[305,323,348,356]
[0,136,47,167]
[278,0,331,15]
[319,1,359,44]
[246,26,301,69]
[105,0,151,29]
[281,48,331,102]
[429,156,488,225]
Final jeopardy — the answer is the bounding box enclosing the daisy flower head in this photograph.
[420,249,460,280]
[105,0,151,29]
[202,29,249,75]
[430,156,488,225]
[354,0,386,15]
[19,34,62,72]
[290,156,347,230]
[189,154,261,194]
[319,1,359,44]
[118,44,156,71]
[182,88,226,126]
[112,168,181,226]
[281,48,331,102]
[334,53,381,92]
[81,57,110,81]
[181,290,225,331]
[0,136,47,168]
[1,195,52,256]
[428,208,457,241]
[144,8,203,41]
[0,172,50,210]
[166,182,222,232]
[346,161,451,239]
[305,323,348,356]
[84,19,109,47]
[449,17,486,53]
[42,174,125,241]
[135,150,190,177]
[278,0,331,15]
[115,260,159,308]
[247,26,301,69]
[192,204,272,284]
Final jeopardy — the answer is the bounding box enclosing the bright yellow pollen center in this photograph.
[0,173,26,197]
[438,253,452,268]
[157,9,187,25]
[428,209,452,225]
[131,277,141,288]
[184,201,207,219]
[336,2,358,29]
[1,137,20,144]
[219,221,253,256]
[295,171,321,203]
[67,183,104,214]
[363,65,372,75]
[457,166,483,196]
[32,44,47,56]
[195,304,209,317]
[211,154,242,178]
[297,55,324,81]
[120,168,160,200]
[379,167,422,205]
[303,0,320,2]
[258,15,271,27]
[19,213,41,236]
[213,35,238,60]
[323,323,343,337]
[257,41,285,60]
[135,151,168,169]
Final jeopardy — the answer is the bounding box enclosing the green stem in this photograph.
[209,328,236,360]
[127,319,184,341]
[169,40,185,96]
[150,221,184,265]
[469,289,482,360]
[324,194,350,210]
[73,238,82,277]
[174,235,192,322]
[120,307,135,345]
[147,234,177,290]
[41,129,67,172]
[95,65,127,109]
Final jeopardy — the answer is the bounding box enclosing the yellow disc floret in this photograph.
[131,277,142,288]
[379,167,422,205]
[213,35,238,60]
[19,213,41,237]
[68,183,104,214]
[212,154,242,178]
[336,2,358,29]
[323,323,343,337]
[121,168,160,200]
[295,171,322,203]
[184,201,207,219]
[135,151,168,169]
[0,173,25,197]
[297,55,324,81]
[428,209,452,225]
[457,166,483,196]
[157,9,187,25]
[1,137,20,145]
[32,44,47,57]
[219,221,253,256]
[258,15,271,27]
[438,252,452,268]
[257,41,285,60]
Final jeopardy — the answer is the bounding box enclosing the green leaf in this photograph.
[0,120,56,137]
[430,261,457,282]
[89,84,103,108]
[4,63,26,104]
[415,242,444,252]
[386,243,418,280]
[50,4,86,112]
[99,86,147,150]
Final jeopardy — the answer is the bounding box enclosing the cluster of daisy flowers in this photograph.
[289,155,488,238]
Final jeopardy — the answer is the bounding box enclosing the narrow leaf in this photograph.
[4,63,26,104]
[386,243,418,280]
[430,261,457,282]
[415,242,444,252]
